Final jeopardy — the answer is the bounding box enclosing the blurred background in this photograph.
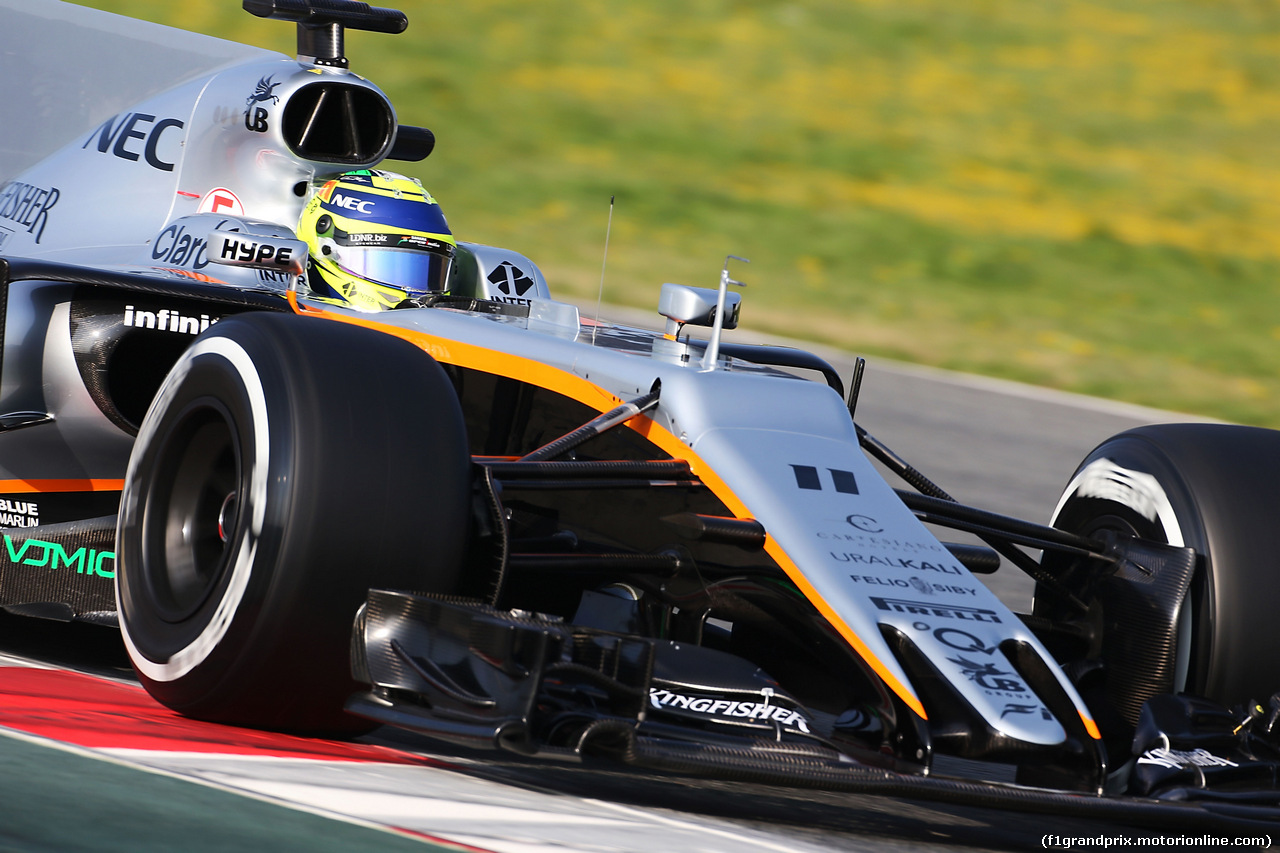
[73,0,1280,426]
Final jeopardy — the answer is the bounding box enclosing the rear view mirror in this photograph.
[658,283,741,330]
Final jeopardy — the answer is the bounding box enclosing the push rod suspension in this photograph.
[521,383,661,462]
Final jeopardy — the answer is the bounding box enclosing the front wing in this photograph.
[349,589,1280,832]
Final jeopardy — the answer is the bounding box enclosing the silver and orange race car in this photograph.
[0,0,1277,829]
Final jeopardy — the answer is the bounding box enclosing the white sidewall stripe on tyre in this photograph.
[1050,457,1184,547]
[118,336,271,683]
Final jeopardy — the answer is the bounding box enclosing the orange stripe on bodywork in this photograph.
[288,295,624,413]
[291,298,929,722]
[646,440,929,721]
[0,480,124,493]
[1080,711,1102,741]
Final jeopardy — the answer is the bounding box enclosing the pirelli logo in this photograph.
[871,596,1002,623]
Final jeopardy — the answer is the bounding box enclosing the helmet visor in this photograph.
[328,239,454,296]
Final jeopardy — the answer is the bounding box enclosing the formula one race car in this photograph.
[2,0,1279,829]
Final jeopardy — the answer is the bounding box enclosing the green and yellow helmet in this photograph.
[297,170,456,311]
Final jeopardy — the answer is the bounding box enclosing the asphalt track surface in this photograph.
[0,310,1249,852]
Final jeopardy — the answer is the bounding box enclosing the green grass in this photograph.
[69,0,1280,425]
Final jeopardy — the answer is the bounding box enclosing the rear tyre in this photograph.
[116,312,470,732]
[1045,423,1280,712]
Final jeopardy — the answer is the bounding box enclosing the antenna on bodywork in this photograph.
[591,195,615,346]
[242,0,408,68]
[700,255,748,370]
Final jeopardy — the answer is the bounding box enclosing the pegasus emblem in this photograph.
[245,76,281,108]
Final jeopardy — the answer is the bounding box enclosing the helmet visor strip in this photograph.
[326,232,454,295]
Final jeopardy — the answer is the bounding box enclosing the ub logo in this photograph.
[244,75,281,133]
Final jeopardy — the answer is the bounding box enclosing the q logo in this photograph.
[934,627,999,656]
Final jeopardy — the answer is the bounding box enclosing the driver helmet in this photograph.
[297,169,455,311]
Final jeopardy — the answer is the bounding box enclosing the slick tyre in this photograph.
[116,312,470,733]
[1045,423,1280,711]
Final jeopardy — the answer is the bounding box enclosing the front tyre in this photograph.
[1045,423,1280,713]
[116,313,470,732]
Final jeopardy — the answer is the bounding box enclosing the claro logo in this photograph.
[152,221,220,269]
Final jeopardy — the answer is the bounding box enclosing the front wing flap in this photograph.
[348,590,1280,831]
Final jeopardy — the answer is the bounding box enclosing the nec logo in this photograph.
[331,193,374,214]
[83,112,185,172]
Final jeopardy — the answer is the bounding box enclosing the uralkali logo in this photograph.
[649,687,812,733]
